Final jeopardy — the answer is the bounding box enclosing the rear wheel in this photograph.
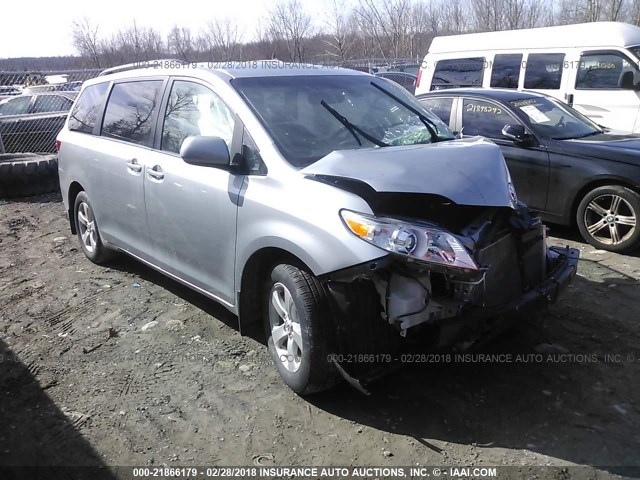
[264,264,339,394]
[74,191,116,264]
[577,185,640,252]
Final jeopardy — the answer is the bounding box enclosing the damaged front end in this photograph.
[321,193,579,354]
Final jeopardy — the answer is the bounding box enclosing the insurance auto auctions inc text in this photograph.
[256,466,497,478]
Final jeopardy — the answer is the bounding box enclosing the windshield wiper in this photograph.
[370,82,448,141]
[320,100,389,147]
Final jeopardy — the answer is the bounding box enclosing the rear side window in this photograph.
[431,58,484,90]
[69,83,109,133]
[33,95,72,113]
[418,97,454,125]
[524,53,565,89]
[102,80,163,147]
[576,52,639,89]
[491,54,523,88]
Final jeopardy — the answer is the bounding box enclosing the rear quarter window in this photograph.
[431,58,484,90]
[69,83,109,134]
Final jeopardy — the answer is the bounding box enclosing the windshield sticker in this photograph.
[520,105,550,123]
[465,103,502,115]
[511,98,537,107]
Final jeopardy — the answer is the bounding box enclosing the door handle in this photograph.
[126,158,142,173]
[147,165,164,180]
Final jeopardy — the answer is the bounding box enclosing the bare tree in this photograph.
[629,0,640,24]
[266,0,313,62]
[199,18,243,61]
[441,0,469,34]
[355,0,414,59]
[603,0,626,19]
[72,18,102,68]
[168,26,195,62]
[322,0,356,61]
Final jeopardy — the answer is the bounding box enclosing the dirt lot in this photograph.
[0,193,639,479]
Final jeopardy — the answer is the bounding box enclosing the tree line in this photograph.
[30,0,640,70]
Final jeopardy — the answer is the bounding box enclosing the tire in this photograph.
[263,264,339,394]
[576,185,640,253]
[0,153,59,199]
[73,191,116,264]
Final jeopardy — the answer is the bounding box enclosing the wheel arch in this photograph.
[237,247,312,337]
[67,181,85,234]
[569,177,640,226]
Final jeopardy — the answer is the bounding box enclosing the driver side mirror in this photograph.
[502,124,533,145]
[180,136,231,168]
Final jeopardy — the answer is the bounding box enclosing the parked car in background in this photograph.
[374,71,417,94]
[57,62,578,394]
[0,86,21,100]
[0,92,76,153]
[21,85,57,95]
[415,22,640,133]
[418,88,640,252]
[56,81,83,92]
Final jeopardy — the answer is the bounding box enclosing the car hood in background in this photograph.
[560,132,640,166]
[301,137,515,207]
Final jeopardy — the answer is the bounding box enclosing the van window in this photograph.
[69,83,109,134]
[102,80,163,147]
[418,97,454,125]
[432,58,484,90]
[161,81,235,154]
[490,54,522,88]
[462,98,517,138]
[524,53,565,89]
[576,52,639,89]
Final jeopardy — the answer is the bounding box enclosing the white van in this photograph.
[415,22,640,132]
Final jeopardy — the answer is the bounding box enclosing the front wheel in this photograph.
[577,185,640,252]
[264,264,339,394]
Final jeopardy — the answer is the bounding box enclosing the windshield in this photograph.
[509,96,602,140]
[232,75,454,167]
[630,46,640,61]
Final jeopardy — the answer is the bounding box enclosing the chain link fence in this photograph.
[0,69,100,155]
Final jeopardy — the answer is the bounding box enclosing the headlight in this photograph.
[340,210,478,271]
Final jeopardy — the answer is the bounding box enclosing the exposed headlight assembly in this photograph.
[340,210,478,271]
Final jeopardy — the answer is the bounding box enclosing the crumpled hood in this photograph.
[301,137,515,207]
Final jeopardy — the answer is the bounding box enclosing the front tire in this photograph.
[264,264,339,394]
[74,191,116,264]
[576,185,640,252]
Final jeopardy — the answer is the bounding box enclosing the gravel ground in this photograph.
[0,194,639,479]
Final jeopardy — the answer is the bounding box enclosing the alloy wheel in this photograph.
[77,201,98,253]
[269,282,303,373]
[584,194,637,246]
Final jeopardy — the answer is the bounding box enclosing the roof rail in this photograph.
[98,59,186,77]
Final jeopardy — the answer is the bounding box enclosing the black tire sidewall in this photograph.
[577,186,640,253]
[263,264,335,394]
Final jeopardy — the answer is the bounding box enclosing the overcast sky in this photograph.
[1,0,329,58]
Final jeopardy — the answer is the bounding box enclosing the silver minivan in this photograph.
[57,61,579,394]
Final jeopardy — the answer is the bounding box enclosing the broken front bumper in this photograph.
[434,245,579,346]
